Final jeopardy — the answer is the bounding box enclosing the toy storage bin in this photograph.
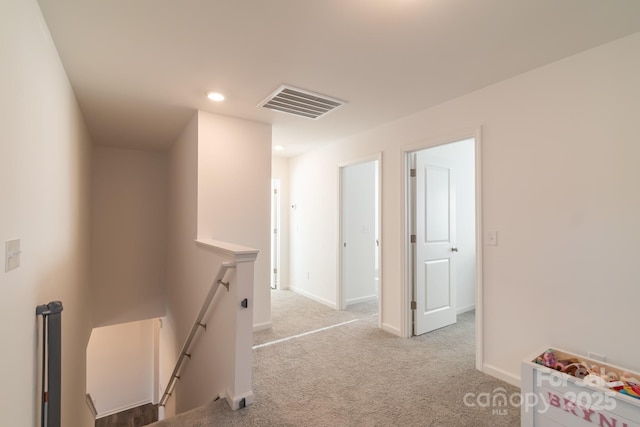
[521,348,640,427]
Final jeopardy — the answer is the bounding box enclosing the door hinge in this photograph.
[273,268,277,274]
[410,234,416,243]
[273,188,278,195]
[410,168,416,178]
[411,301,417,310]
[273,228,278,234]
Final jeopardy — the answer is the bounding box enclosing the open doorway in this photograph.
[338,156,381,324]
[405,136,482,367]
[86,319,160,422]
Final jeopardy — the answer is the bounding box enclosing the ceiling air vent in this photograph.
[259,85,346,119]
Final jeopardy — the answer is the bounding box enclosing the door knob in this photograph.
[451,247,458,252]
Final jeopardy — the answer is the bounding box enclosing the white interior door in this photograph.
[414,151,457,335]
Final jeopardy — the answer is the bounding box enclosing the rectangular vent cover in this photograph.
[259,85,345,119]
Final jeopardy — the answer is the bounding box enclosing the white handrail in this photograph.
[159,261,236,407]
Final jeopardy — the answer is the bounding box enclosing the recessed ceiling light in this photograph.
[207,91,225,102]
[273,145,285,151]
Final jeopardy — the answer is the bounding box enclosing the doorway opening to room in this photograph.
[338,156,381,325]
[404,136,482,369]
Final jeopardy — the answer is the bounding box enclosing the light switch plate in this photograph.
[5,239,21,272]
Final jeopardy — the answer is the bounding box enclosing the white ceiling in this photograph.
[37,0,640,157]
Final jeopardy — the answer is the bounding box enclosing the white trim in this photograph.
[224,389,254,410]
[456,304,476,315]
[337,152,382,169]
[401,151,412,338]
[288,285,337,309]
[253,321,272,332]
[346,295,378,306]
[401,126,481,153]
[377,153,383,330]
[95,399,153,419]
[473,129,484,372]
[381,322,402,336]
[271,178,281,290]
[337,163,344,310]
[482,363,520,388]
[402,127,484,373]
[152,318,161,405]
[194,238,259,263]
[86,393,97,418]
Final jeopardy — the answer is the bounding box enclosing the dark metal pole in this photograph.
[37,301,63,427]
[40,314,47,427]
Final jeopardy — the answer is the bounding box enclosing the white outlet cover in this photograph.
[5,239,21,272]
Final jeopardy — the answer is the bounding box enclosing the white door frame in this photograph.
[271,178,281,290]
[402,128,483,371]
[337,152,382,327]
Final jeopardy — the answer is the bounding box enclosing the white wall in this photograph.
[289,32,640,380]
[91,146,167,327]
[289,153,340,307]
[165,113,218,415]
[197,111,272,330]
[87,320,154,417]
[163,114,199,417]
[421,139,476,313]
[0,0,93,425]
[272,157,290,289]
[165,111,270,414]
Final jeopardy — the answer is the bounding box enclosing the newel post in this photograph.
[226,249,258,409]
[194,238,258,410]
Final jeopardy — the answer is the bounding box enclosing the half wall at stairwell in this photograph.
[163,111,271,415]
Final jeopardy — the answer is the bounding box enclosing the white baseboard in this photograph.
[346,295,378,306]
[253,321,272,332]
[482,363,521,388]
[381,322,402,337]
[96,399,153,419]
[289,286,337,309]
[224,389,254,410]
[86,393,97,418]
[457,304,475,315]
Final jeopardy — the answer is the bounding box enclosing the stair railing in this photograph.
[159,261,236,407]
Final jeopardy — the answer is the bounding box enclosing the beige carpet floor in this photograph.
[150,290,521,426]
